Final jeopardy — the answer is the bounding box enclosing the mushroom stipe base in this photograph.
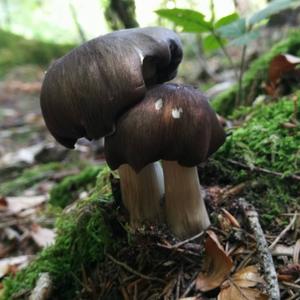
[118,162,164,227]
[162,160,211,239]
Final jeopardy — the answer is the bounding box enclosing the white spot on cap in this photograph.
[155,98,163,110]
[135,47,144,63]
[171,107,183,119]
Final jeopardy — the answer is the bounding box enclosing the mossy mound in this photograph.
[213,30,300,115]
[1,186,115,299]
[49,165,103,208]
[0,163,62,196]
[221,97,300,175]
[203,95,300,221]
[0,30,74,77]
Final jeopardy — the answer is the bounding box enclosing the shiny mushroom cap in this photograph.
[40,27,182,149]
[105,83,226,172]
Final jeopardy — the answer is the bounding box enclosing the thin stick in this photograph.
[236,44,247,106]
[171,231,205,249]
[106,254,165,283]
[180,273,198,298]
[239,198,280,300]
[269,214,298,250]
[282,281,300,290]
[227,159,300,181]
[176,267,182,299]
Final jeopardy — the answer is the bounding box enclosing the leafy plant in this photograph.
[156,0,300,106]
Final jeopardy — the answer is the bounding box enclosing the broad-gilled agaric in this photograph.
[105,83,226,238]
[40,27,182,147]
[40,27,183,228]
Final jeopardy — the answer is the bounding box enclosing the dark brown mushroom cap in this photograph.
[105,83,226,172]
[40,27,182,149]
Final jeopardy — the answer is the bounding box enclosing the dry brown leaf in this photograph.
[218,266,267,300]
[231,266,265,288]
[218,283,268,300]
[0,197,7,209]
[219,209,240,230]
[278,264,300,282]
[265,53,300,96]
[30,224,56,248]
[196,230,233,292]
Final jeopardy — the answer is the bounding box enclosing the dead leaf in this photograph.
[0,197,7,210]
[218,284,268,300]
[278,264,300,282]
[4,195,48,215]
[0,144,45,167]
[196,231,233,292]
[0,255,32,279]
[265,53,300,97]
[30,224,55,248]
[218,266,267,300]
[219,209,240,231]
[231,266,265,288]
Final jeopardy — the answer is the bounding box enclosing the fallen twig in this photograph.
[106,254,165,283]
[239,198,280,300]
[269,214,298,250]
[170,231,205,249]
[180,273,198,298]
[227,159,300,181]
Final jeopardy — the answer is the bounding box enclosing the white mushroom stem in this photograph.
[162,160,210,238]
[118,162,164,227]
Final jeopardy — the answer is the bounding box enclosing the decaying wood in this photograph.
[239,198,280,300]
[29,273,52,300]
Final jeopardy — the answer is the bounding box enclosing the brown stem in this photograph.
[213,32,238,81]
[236,44,247,106]
[162,160,210,239]
[118,162,164,227]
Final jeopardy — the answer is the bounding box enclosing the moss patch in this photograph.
[0,163,62,196]
[205,96,300,221]
[221,97,300,175]
[49,165,103,208]
[0,30,74,77]
[213,30,300,115]
[1,188,115,299]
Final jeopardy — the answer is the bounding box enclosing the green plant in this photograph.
[156,0,300,106]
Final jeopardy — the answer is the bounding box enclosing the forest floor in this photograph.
[0,55,299,299]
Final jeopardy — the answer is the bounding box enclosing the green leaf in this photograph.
[249,0,300,25]
[203,34,223,52]
[217,18,246,39]
[215,13,239,29]
[229,30,260,46]
[155,8,212,33]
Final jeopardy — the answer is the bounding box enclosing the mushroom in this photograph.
[105,83,226,238]
[40,27,182,226]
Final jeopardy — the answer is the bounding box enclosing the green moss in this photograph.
[219,97,300,175]
[208,96,300,221]
[213,30,300,115]
[95,165,118,198]
[49,165,103,208]
[0,30,74,77]
[2,190,115,299]
[0,163,62,196]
